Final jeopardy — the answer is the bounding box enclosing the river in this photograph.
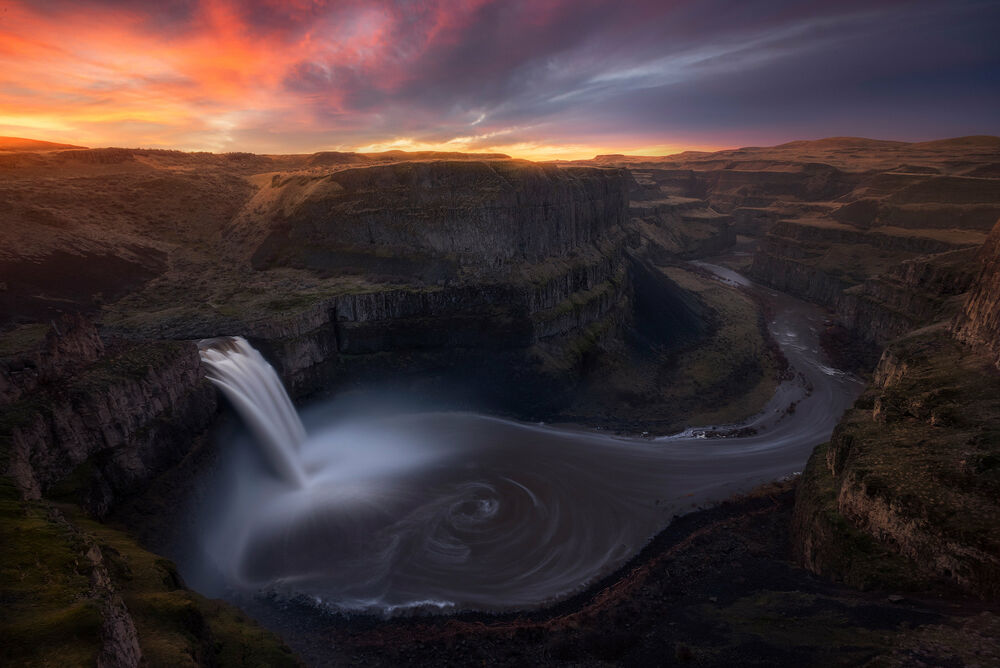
[177,264,864,616]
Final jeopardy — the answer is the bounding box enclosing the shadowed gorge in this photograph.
[179,288,857,616]
[1,135,999,667]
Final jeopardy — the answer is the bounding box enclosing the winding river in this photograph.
[179,264,863,616]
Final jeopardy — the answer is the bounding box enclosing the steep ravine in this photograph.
[1,157,742,667]
[5,141,999,666]
[0,159,638,667]
[791,218,1000,599]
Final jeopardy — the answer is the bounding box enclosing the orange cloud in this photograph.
[0,1,732,156]
[5,0,947,156]
[0,1,352,147]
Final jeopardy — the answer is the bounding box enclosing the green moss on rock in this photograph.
[792,329,1000,597]
[0,476,301,667]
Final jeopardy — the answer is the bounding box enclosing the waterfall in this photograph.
[198,336,308,487]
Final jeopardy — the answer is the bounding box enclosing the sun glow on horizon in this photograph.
[0,0,819,159]
[350,137,725,161]
[0,1,994,155]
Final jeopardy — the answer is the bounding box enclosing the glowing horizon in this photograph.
[0,1,996,157]
[0,133,728,162]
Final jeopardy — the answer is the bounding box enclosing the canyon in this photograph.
[1,136,999,666]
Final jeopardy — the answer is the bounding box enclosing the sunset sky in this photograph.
[1,0,997,159]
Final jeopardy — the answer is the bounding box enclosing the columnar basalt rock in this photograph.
[241,160,629,273]
[3,338,216,515]
[953,218,1000,369]
[791,224,1000,598]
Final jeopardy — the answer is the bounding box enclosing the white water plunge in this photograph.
[189,313,861,615]
[198,337,308,487]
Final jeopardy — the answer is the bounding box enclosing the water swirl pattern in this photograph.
[192,267,862,615]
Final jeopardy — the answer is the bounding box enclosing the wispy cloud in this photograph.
[0,0,996,157]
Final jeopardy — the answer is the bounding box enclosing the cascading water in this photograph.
[198,337,308,488]
[185,285,862,615]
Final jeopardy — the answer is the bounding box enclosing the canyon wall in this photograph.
[1,317,216,515]
[589,138,1000,354]
[1,158,635,514]
[791,327,1000,597]
[242,242,630,402]
[836,248,978,349]
[211,161,636,401]
[749,219,984,348]
[240,160,629,275]
[791,220,1000,598]
[953,219,1000,369]
[746,174,999,349]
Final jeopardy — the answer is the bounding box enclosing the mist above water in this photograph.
[190,269,862,616]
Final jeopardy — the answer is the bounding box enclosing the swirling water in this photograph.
[190,268,862,616]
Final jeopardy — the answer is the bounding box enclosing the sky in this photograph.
[0,0,997,159]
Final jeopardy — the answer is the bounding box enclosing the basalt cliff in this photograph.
[2,137,1000,667]
[587,137,1000,356]
[1,145,781,666]
[589,139,1000,602]
[790,218,1000,600]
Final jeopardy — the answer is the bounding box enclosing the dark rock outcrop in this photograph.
[2,335,216,515]
[792,220,1000,598]
[953,218,1000,369]
[242,161,629,273]
[837,247,979,347]
[1,313,104,404]
[793,329,1000,597]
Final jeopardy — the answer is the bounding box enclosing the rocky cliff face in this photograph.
[610,163,861,212]
[1,157,635,512]
[792,219,1000,598]
[749,219,984,306]
[2,331,216,515]
[146,161,636,407]
[627,191,735,259]
[792,328,1000,597]
[239,160,628,275]
[953,218,1000,369]
[836,247,979,347]
[246,240,630,405]
[0,314,104,404]
[770,151,1000,601]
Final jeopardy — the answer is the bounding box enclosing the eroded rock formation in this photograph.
[242,161,628,272]
[954,219,1000,369]
[3,331,216,515]
[792,221,1000,598]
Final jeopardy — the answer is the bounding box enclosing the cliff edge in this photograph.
[953,219,1000,369]
[792,219,1000,599]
